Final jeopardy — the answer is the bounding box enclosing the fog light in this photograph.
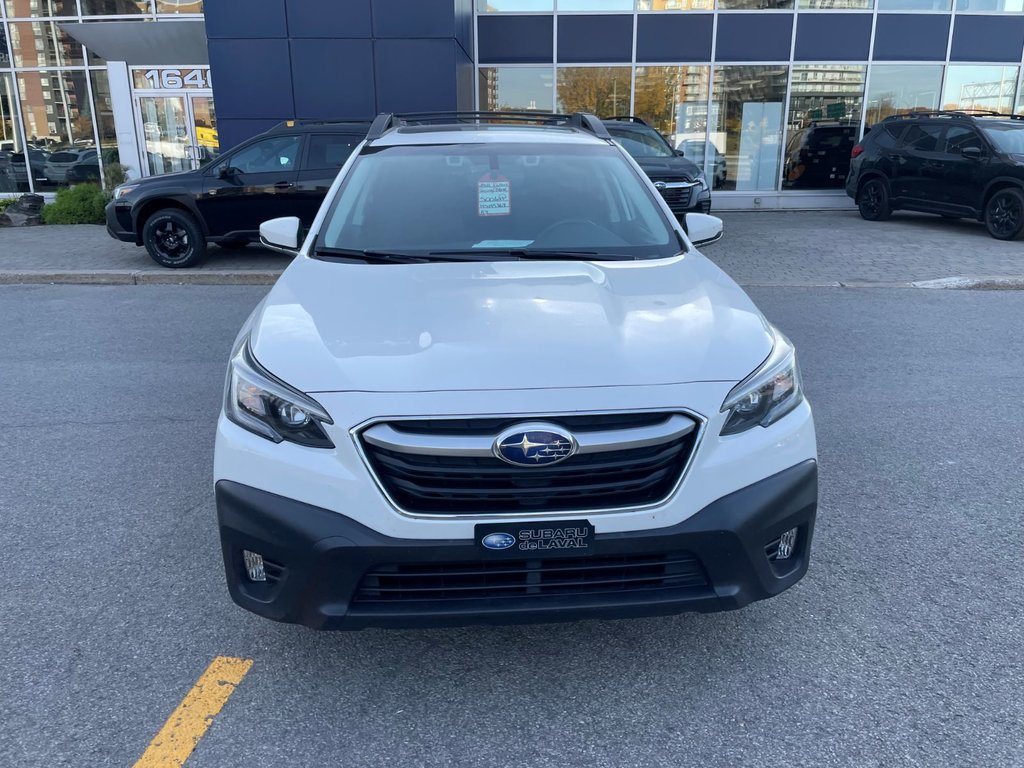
[776,528,798,560]
[242,549,266,582]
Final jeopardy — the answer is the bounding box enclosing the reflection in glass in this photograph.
[9,22,85,67]
[478,0,553,10]
[717,0,794,8]
[783,65,865,190]
[875,0,949,8]
[956,0,1024,8]
[0,25,8,68]
[190,95,219,165]
[798,0,871,7]
[1,73,31,194]
[556,67,631,117]
[557,0,634,9]
[17,71,96,191]
[89,70,121,188]
[81,0,154,13]
[139,95,190,176]
[864,65,942,127]
[638,0,713,8]
[479,67,555,112]
[157,0,203,12]
[4,0,77,16]
[710,66,788,191]
[942,66,1018,115]
[633,66,714,176]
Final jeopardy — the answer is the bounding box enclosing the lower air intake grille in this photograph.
[656,185,695,215]
[353,552,709,606]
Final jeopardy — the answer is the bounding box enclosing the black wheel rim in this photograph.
[153,220,191,261]
[989,194,1020,237]
[861,182,882,215]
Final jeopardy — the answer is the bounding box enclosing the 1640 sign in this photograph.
[133,68,212,91]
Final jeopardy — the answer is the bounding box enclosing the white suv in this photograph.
[214,112,817,630]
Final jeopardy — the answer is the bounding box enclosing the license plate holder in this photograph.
[475,520,595,558]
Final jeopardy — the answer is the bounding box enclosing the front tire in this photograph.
[984,188,1024,240]
[858,178,892,221]
[143,208,207,268]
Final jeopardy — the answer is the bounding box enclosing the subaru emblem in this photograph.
[482,532,516,550]
[493,423,578,467]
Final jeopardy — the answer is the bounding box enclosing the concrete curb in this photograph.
[0,269,282,285]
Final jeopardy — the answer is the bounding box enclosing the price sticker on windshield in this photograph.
[478,172,511,217]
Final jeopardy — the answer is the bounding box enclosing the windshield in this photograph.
[980,122,1024,154]
[607,127,674,158]
[319,142,681,260]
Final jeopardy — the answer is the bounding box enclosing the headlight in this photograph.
[696,170,707,188]
[720,327,803,436]
[113,184,139,199]
[225,337,334,448]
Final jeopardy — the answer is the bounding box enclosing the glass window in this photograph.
[638,0,713,8]
[157,0,203,12]
[783,65,865,190]
[478,0,554,10]
[864,65,942,127]
[557,0,633,8]
[9,22,85,67]
[1,73,31,194]
[875,0,950,9]
[717,0,794,8]
[4,0,77,16]
[223,136,302,175]
[479,67,554,112]
[305,134,361,172]
[902,123,943,151]
[798,0,871,7]
[556,67,632,117]
[607,124,674,157]
[956,0,1024,9]
[942,66,1018,115]
[980,122,1024,154]
[633,66,710,150]
[81,0,154,14]
[0,25,8,68]
[943,126,983,154]
[89,69,122,188]
[709,65,788,191]
[320,143,678,260]
[17,71,96,191]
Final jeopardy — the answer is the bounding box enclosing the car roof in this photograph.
[365,112,614,148]
[265,120,372,136]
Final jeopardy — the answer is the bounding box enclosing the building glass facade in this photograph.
[0,0,203,195]
[477,0,1024,203]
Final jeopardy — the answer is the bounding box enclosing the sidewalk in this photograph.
[1,212,1022,287]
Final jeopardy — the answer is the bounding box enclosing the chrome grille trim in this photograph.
[350,408,706,520]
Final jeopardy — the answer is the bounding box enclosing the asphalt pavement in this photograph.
[1,284,1021,767]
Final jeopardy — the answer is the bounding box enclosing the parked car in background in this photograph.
[784,121,858,189]
[848,110,1024,239]
[601,116,711,217]
[44,149,90,183]
[0,151,14,192]
[65,149,120,184]
[216,111,817,631]
[106,120,368,267]
[10,148,48,189]
[676,139,728,189]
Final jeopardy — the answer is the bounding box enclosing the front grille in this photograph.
[353,552,709,606]
[359,412,700,515]
[656,185,695,214]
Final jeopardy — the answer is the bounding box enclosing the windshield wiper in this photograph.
[314,246,432,264]
[429,249,637,262]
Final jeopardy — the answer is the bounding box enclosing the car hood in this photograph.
[248,253,772,394]
[633,156,702,182]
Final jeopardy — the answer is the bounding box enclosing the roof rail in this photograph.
[270,118,370,131]
[602,115,649,126]
[365,111,611,141]
[885,109,1024,122]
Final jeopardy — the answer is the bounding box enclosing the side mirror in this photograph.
[675,149,685,156]
[259,216,303,255]
[961,146,983,160]
[685,213,724,248]
[218,165,237,179]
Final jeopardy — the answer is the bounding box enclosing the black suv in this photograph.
[847,110,1024,240]
[106,120,369,267]
[601,116,711,217]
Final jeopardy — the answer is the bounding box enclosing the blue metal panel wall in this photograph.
[204,0,474,150]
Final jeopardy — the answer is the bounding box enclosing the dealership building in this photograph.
[2,0,1024,208]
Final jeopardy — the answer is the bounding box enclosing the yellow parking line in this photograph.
[133,656,253,768]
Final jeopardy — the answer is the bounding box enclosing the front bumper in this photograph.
[217,460,817,630]
[104,200,135,243]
